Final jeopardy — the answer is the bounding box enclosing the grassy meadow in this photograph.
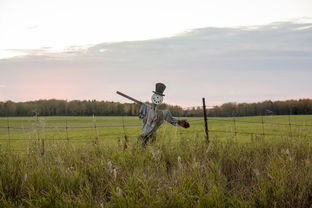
[1,115,312,207]
[1,115,312,151]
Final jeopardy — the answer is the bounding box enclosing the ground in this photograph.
[1,115,312,207]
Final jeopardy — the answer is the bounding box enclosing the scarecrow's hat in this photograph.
[153,83,166,96]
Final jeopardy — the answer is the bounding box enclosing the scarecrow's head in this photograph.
[151,83,166,105]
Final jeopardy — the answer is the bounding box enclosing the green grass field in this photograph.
[1,115,312,151]
[1,115,312,207]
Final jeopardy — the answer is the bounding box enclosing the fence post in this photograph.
[65,117,69,141]
[233,116,237,139]
[93,114,99,144]
[288,114,292,138]
[6,116,11,150]
[34,113,44,156]
[261,115,265,138]
[41,137,45,157]
[122,115,128,150]
[202,98,209,144]
[35,113,40,142]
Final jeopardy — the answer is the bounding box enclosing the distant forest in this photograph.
[0,99,312,117]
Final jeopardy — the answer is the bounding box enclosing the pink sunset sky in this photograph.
[0,0,312,107]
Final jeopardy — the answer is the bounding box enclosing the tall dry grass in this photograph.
[1,135,312,207]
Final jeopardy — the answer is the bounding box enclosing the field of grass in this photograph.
[1,115,312,151]
[1,115,312,207]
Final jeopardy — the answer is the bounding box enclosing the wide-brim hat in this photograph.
[153,83,166,96]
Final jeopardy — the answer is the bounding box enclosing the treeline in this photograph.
[207,99,312,117]
[0,99,187,117]
[0,99,312,117]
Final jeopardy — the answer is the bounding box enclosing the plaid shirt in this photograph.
[138,103,179,137]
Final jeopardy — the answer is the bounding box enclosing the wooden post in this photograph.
[122,115,128,150]
[202,98,209,144]
[287,107,292,138]
[93,114,99,144]
[41,137,45,157]
[261,115,265,138]
[65,117,69,141]
[36,122,40,142]
[233,116,237,138]
[288,114,292,138]
[6,117,11,150]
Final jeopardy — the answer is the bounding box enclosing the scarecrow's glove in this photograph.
[178,120,190,128]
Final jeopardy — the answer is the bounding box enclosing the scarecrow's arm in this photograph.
[116,91,143,104]
[163,110,190,128]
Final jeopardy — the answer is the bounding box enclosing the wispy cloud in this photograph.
[26,25,39,30]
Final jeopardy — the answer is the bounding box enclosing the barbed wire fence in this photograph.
[0,100,312,154]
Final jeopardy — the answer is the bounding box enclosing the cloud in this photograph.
[26,25,39,30]
[0,21,311,106]
[3,21,312,64]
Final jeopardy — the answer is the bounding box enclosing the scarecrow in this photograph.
[117,83,190,147]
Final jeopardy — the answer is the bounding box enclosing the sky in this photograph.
[0,0,312,107]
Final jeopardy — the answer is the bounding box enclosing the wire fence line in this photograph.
[1,113,312,154]
[0,124,143,130]
[1,116,312,135]
[201,117,312,126]
[2,117,311,129]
